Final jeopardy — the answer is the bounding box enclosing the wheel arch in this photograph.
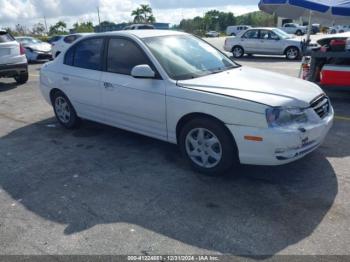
[49,88,65,105]
[176,112,238,150]
[232,45,244,52]
[284,45,300,55]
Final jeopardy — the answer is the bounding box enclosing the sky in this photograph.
[0,0,260,29]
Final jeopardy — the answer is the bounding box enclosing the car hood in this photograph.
[177,66,324,108]
[25,42,52,52]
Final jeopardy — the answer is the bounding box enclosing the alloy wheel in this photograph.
[55,96,71,124]
[185,128,222,169]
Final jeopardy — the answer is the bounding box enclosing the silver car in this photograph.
[224,28,302,60]
[15,37,52,62]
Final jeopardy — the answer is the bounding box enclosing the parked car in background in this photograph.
[15,36,52,62]
[280,23,307,36]
[224,28,302,60]
[51,33,92,58]
[0,30,28,84]
[205,31,220,37]
[39,30,333,175]
[328,25,350,34]
[48,35,66,45]
[124,24,155,30]
[226,25,251,36]
[311,24,320,34]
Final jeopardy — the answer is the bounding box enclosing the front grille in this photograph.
[310,95,330,119]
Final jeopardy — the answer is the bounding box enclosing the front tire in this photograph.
[285,47,300,60]
[52,91,80,129]
[232,46,244,58]
[14,72,29,85]
[296,30,303,36]
[179,118,238,175]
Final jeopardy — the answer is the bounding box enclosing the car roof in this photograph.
[246,27,277,30]
[98,29,187,39]
[15,36,34,39]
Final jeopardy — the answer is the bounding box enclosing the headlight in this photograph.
[266,107,308,128]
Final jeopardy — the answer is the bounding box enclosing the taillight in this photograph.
[19,44,26,55]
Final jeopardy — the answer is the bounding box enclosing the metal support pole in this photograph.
[298,11,313,78]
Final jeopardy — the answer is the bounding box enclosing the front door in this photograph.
[259,30,284,55]
[100,37,167,140]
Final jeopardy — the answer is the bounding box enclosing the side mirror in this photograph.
[131,65,155,79]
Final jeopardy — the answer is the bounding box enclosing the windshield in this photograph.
[143,35,239,80]
[272,29,292,39]
[17,38,42,44]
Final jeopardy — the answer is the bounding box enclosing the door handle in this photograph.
[104,82,114,89]
[62,76,69,81]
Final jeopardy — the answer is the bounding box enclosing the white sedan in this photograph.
[40,30,333,175]
[224,28,303,60]
[51,33,92,59]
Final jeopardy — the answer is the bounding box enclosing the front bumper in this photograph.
[0,62,28,78]
[27,50,52,61]
[227,109,334,166]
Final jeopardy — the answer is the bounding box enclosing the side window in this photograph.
[73,38,104,70]
[64,46,75,66]
[64,35,81,44]
[107,38,151,75]
[243,30,259,39]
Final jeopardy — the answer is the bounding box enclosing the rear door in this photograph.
[0,31,21,65]
[60,37,105,119]
[240,29,260,53]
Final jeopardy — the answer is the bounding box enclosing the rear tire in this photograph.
[52,91,81,129]
[232,46,244,58]
[296,30,303,36]
[14,72,29,85]
[179,117,238,176]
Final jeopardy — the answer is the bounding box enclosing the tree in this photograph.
[178,10,274,35]
[15,24,27,36]
[131,4,156,24]
[72,21,94,33]
[49,21,67,35]
[131,8,144,23]
[32,23,46,35]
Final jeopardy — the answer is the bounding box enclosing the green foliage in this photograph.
[131,4,156,23]
[31,22,46,35]
[72,21,94,33]
[178,10,276,35]
[236,11,276,27]
[49,21,68,35]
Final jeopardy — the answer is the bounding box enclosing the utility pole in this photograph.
[97,7,101,25]
[44,16,48,35]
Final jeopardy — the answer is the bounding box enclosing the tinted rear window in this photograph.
[73,38,104,70]
[0,32,14,43]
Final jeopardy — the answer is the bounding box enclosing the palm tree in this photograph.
[140,4,154,23]
[131,4,156,24]
[147,15,156,24]
[131,8,144,23]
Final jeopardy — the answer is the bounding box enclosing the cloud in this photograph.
[0,0,259,28]
[150,0,259,9]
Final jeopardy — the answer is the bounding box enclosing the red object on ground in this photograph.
[320,65,350,86]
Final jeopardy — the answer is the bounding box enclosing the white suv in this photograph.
[0,30,28,84]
